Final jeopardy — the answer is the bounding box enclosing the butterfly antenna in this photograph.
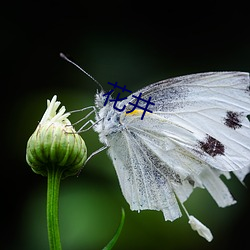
[60,53,104,92]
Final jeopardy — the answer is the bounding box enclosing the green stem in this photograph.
[47,165,63,250]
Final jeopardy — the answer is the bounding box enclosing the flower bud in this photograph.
[26,95,87,178]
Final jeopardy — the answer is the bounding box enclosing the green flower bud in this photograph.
[26,95,87,178]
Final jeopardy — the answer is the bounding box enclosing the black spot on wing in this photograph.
[246,84,250,94]
[186,177,195,186]
[199,135,225,157]
[224,111,243,130]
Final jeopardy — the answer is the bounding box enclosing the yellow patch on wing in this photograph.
[125,110,144,116]
[125,110,152,117]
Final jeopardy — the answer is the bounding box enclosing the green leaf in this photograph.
[102,208,125,250]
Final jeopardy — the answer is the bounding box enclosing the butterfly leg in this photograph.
[77,145,108,176]
[85,145,108,165]
[68,106,101,132]
[70,106,96,125]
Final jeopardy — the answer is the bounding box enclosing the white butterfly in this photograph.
[61,53,250,242]
[89,72,250,241]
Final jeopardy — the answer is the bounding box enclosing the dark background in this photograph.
[2,1,250,250]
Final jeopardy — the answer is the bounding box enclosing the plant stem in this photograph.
[47,165,63,250]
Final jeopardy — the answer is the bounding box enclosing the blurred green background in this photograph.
[2,1,250,250]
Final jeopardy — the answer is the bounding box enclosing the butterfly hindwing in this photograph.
[107,128,183,221]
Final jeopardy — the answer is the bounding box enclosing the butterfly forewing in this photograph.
[123,72,250,172]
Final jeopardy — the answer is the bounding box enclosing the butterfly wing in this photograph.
[107,129,182,221]
[105,72,250,221]
[125,72,250,173]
